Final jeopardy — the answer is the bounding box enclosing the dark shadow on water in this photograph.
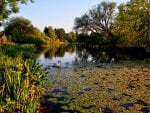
[140,107,150,113]
[82,105,96,109]
[39,87,82,113]
[78,91,84,95]
[103,108,114,113]
[51,88,69,95]
[40,86,97,112]
[107,88,115,93]
[112,93,132,101]
[112,96,120,101]
[40,100,82,113]
[84,87,92,92]
[120,103,134,109]
[136,99,150,113]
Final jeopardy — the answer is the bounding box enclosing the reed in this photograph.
[0,49,48,113]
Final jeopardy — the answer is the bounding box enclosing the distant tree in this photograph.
[4,17,49,45]
[65,33,72,42]
[0,0,34,23]
[74,1,116,39]
[55,28,66,41]
[65,32,76,42]
[70,31,76,41]
[44,26,57,39]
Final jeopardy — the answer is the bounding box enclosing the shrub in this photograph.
[10,32,46,45]
[0,44,37,59]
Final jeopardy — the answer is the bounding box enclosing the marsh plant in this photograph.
[0,50,48,113]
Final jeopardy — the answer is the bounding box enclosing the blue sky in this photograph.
[11,0,129,32]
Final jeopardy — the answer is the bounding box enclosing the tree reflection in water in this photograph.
[37,45,150,68]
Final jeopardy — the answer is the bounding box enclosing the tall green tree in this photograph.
[0,0,34,23]
[44,26,57,39]
[114,0,150,46]
[55,28,66,41]
[74,1,116,39]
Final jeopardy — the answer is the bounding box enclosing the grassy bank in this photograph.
[0,45,48,113]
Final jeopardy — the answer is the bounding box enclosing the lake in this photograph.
[37,44,150,113]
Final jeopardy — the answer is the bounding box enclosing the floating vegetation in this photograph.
[42,65,150,112]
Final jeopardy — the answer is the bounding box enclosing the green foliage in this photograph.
[90,33,104,46]
[65,32,76,42]
[76,32,118,48]
[4,17,50,45]
[0,49,48,113]
[76,34,89,44]
[74,1,116,39]
[43,26,76,43]
[74,0,150,47]
[11,32,46,45]
[0,44,37,59]
[44,26,57,39]
[0,0,34,22]
[73,1,118,47]
[114,0,150,46]
[55,28,66,41]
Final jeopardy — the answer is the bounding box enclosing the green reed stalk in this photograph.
[0,49,48,113]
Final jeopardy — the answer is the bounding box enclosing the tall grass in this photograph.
[0,49,48,113]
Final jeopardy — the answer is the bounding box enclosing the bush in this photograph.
[0,44,37,59]
[11,32,46,45]
[4,17,51,46]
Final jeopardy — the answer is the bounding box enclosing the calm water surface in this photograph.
[37,45,150,68]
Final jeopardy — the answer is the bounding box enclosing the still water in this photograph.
[37,44,150,68]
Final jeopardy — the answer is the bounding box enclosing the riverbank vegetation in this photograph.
[0,48,48,112]
[1,1,49,112]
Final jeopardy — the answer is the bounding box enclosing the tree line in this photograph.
[74,0,150,47]
[44,26,76,43]
[0,0,150,48]
[1,17,76,45]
